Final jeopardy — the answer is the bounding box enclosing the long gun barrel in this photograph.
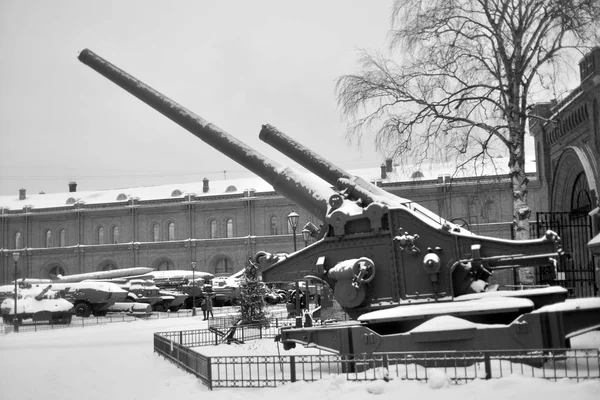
[259,124,410,208]
[77,49,334,221]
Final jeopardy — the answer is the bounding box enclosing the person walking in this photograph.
[202,284,214,320]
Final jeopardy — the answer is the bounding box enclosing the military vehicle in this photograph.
[78,49,600,357]
[0,281,128,318]
[1,284,73,325]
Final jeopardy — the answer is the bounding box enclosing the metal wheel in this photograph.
[74,302,92,318]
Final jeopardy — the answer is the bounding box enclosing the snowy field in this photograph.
[1,316,599,400]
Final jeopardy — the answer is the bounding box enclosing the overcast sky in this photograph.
[0,0,395,196]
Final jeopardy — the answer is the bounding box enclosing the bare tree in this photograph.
[337,0,600,283]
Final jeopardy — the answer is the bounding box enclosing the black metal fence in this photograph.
[0,304,275,334]
[153,326,600,389]
[533,212,597,297]
[0,309,197,334]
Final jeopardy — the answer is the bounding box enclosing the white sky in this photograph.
[0,314,599,399]
[0,0,395,196]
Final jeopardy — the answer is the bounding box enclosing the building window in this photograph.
[168,222,175,241]
[59,229,66,247]
[270,216,278,235]
[112,226,120,244]
[152,223,160,242]
[98,226,105,245]
[45,230,52,248]
[226,218,233,238]
[102,263,118,271]
[157,260,173,271]
[49,266,65,279]
[210,220,217,239]
[215,258,233,274]
[14,232,22,249]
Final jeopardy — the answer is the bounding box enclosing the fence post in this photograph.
[179,331,183,345]
[290,356,296,383]
[206,357,213,390]
[382,353,389,370]
[484,353,492,380]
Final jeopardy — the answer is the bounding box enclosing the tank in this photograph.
[78,48,600,357]
[1,284,73,326]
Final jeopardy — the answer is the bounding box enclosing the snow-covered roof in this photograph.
[0,177,275,211]
[0,157,536,211]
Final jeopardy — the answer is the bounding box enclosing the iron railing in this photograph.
[0,304,278,334]
[153,326,600,389]
[0,310,197,334]
[533,211,597,297]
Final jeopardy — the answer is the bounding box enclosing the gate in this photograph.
[533,211,597,298]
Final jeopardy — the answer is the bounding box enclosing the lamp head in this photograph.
[302,228,311,242]
[287,211,300,230]
[12,252,20,262]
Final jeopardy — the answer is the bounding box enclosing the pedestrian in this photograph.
[200,296,207,320]
[203,284,214,319]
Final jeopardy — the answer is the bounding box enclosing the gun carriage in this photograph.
[78,49,600,356]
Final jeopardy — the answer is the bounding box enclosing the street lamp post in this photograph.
[12,252,20,332]
[191,261,197,316]
[287,211,299,252]
[302,227,311,248]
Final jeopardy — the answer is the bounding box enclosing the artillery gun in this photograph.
[78,49,600,356]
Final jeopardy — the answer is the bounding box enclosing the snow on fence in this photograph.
[152,325,600,390]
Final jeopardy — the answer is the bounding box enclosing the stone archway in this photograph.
[547,147,597,297]
[551,147,596,213]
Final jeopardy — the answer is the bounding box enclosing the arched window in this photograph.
[112,226,120,244]
[168,222,175,241]
[210,220,217,239]
[270,216,278,235]
[152,223,160,242]
[157,260,173,271]
[102,262,118,271]
[14,232,22,249]
[571,172,591,214]
[59,229,66,247]
[215,258,233,274]
[45,230,52,248]
[49,266,65,279]
[226,218,233,238]
[98,226,105,245]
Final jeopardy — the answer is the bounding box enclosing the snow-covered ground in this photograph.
[0,316,599,400]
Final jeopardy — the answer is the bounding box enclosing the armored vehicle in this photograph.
[1,284,73,325]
